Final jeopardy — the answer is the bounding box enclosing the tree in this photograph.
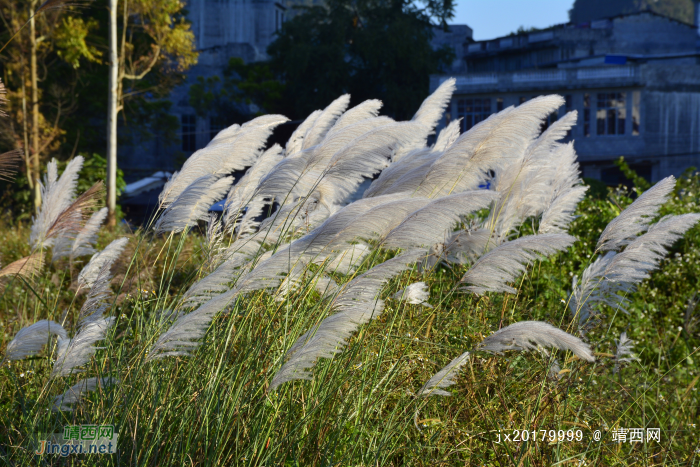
[267,0,455,121]
[569,0,694,24]
[188,57,285,129]
[106,0,198,225]
[0,0,90,211]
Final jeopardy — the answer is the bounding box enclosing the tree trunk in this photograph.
[106,0,118,227]
[21,69,34,194]
[29,0,40,212]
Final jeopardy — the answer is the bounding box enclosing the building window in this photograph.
[632,91,640,136]
[181,114,196,152]
[210,116,225,141]
[457,98,492,132]
[496,98,504,111]
[596,92,626,136]
[583,94,590,137]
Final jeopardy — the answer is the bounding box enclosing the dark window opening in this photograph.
[457,98,493,132]
[596,92,626,136]
[181,114,196,152]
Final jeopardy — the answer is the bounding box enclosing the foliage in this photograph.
[614,155,651,192]
[188,58,285,125]
[59,153,126,196]
[267,0,455,120]
[54,16,103,69]
[1,153,700,465]
[569,0,694,24]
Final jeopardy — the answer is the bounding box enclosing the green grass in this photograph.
[1,172,700,466]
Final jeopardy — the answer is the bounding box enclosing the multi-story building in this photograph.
[120,0,289,181]
[430,8,700,184]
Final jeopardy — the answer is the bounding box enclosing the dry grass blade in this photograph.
[0,149,22,181]
[0,78,6,116]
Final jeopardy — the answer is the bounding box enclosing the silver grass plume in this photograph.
[363,147,438,198]
[325,99,383,139]
[52,207,108,262]
[392,79,456,161]
[487,113,579,240]
[52,317,115,377]
[613,331,638,374]
[270,249,425,390]
[461,234,576,295]
[380,191,499,250]
[223,144,283,230]
[379,96,564,198]
[440,227,494,265]
[160,115,288,206]
[478,321,594,362]
[207,123,240,146]
[292,195,432,257]
[322,243,372,275]
[155,175,232,233]
[313,274,339,296]
[147,289,239,360]
[257,117,411,207]
[568,252,618,329]
[393,282,432,307]
[52,377,117,412]
[180,235,263,309]
[571,214,700,326]
[412,78,455,131]
[596,176,676,252]
[77,237,128,290]
[417,351,469,396]
[2,320,67,363]
[202,213,226,272]
[78,261,113,326]
[432,119,462,152]
[0,253,44,287]
[300,118,405,202]
[287,110,323,156]
[0,149,23,181]
[302,94,351,150]
[30,156,84,248]
[537,140,588,234]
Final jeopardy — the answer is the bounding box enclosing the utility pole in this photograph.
[106,0,118,226]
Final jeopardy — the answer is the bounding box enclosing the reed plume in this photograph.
[52,377,118,412]
[2,320,67,363]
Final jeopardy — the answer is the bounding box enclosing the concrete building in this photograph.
[120,0,289,181]
[430,9,700,184]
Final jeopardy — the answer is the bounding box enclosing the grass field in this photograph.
[1,89,700,466]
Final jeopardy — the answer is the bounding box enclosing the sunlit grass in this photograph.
[1,175,700,466]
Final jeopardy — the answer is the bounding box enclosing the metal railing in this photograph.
[437,66,639,88]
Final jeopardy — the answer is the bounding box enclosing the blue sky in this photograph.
[450,0,574,40]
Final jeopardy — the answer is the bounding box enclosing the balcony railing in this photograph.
[513,70,566,82]
[455,75,498,85]
[576,67,636,80]
[437,66,639,89]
